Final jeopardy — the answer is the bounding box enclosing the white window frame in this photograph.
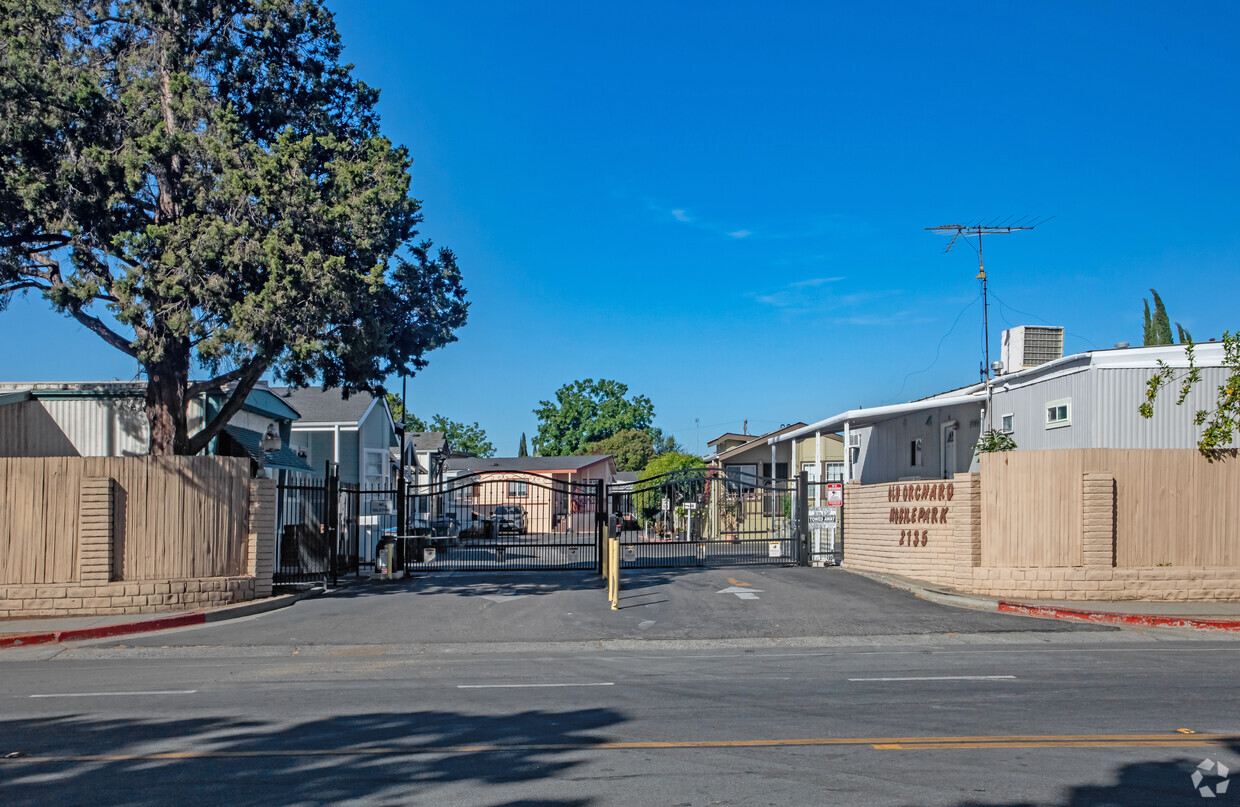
[1000,413,1014,434]
[1045,398,1072,430]
[507,481,528,498]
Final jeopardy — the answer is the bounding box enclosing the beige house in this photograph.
[443,455,617,534]
[703,423,806,485]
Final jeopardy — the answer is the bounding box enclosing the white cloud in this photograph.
[728,229,752,239]
[670,208,692,223]
[789,276,845,288]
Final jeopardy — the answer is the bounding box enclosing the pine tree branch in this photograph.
[184,358,268,456]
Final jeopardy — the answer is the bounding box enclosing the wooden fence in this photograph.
[0,456,251,585]
[980,449,1240,568]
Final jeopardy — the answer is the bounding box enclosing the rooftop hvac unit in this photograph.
[1000,326,1064,373]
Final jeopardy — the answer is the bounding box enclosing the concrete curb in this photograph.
[0,591,307,649]
[843,567,1240,633]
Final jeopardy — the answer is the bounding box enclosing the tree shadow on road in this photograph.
[0,707,620,807]
[897,738,1240,807]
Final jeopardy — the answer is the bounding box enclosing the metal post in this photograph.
[797,470,809,566]
[325,460,339,587]
[598,479,606,578]
[610,536,619,610]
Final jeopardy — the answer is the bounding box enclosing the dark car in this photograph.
[493,504,527,535]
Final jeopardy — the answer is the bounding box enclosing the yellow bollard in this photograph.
[610,537,619,610]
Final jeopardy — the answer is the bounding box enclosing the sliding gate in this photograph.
[608,468,805,568]
[402,473,604,572]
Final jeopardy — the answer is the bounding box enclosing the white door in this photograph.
[942,425,958,478]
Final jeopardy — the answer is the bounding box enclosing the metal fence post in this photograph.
[796,470,809,566]
[326,461,339,586]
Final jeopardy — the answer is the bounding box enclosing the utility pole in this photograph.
[925,217,1051,431]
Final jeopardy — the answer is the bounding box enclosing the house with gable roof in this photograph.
[269,386,401,486]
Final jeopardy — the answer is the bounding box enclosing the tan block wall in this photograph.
[842,475,973,587]
[0,577,257,618]
[1,464,278,618]
[842,456,1240,602]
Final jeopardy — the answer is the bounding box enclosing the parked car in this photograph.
[493,504,527,535]
[619,512,639,531]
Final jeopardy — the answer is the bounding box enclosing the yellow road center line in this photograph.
[5,734,1236,762]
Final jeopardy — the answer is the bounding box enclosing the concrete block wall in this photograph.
[842,476,969,588]
[842,467,1240,602]
[1,474,277,617]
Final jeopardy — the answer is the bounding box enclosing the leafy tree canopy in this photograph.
[533,378,655,456]
[633,451,703,520]
[584,428,657,472]
[0,0,467,455]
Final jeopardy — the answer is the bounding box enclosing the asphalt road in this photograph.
[2,568,1238,806]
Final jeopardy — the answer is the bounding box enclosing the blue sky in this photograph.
[3,1,1238,455]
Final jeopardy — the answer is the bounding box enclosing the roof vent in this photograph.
[1000,326,1064,373]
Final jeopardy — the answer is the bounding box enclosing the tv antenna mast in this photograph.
[925,216,1052,429]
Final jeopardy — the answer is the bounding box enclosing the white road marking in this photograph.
[29,690,198,698]
[717,586,763,600]
[847,676,1016,682]
[457,682,615,689]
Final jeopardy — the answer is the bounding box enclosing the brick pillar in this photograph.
[1082,473,1117,567]
[952,472,982,588]
[79,478,115,584]
[248,478,277,598]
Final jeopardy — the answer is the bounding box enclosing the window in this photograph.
[724,463,758,493]
[507,481,528,498]
[910,439,923,467]
[1045,398,1071,429]
[760,462,790,481]
[1000,413,1014,433]
[824,462,845,482]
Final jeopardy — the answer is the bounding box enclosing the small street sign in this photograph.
[826,482,843,507]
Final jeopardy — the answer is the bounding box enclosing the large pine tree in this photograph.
[0,1,467,454]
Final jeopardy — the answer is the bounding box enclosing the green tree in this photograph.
[633,451,703,520]
[1143,289,1189,346]
[533,379,655,455]
[0,1,466,455]
[425,415,494,458]
[385,393,427,432]
[584,428,657,472]
[518,432,529,457]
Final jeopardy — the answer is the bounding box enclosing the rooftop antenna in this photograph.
[925,217,1052,430]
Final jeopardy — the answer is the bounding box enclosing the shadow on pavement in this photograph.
[899,738,1240,807]
[0,708,621,807]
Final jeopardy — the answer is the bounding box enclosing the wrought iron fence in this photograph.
[609,468,805,568]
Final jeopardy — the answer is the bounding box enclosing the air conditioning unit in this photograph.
[848,432,861,447]
[1000,326,1064,373]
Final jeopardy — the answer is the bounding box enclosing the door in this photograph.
[941,424,958,478]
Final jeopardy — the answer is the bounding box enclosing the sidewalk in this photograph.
[847,568,1240,632]
[0,588,313,649]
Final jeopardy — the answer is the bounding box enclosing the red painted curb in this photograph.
[0,612,207,649]
[997,601,1240,633]
[55,612,206,642]
[0,632,59,649]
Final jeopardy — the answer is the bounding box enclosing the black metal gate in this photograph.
[401,472,604,572]
[274,462,342,585]
[608,467,807,568]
